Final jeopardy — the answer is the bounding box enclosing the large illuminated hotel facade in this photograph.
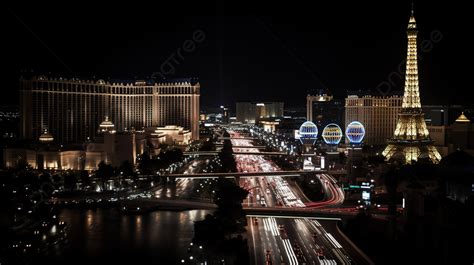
[20,76,200,143]
[345,91,402,145]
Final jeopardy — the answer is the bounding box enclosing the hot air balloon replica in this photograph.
[322,123,343,145]
[298,121,318,145]
[345,121,365,144]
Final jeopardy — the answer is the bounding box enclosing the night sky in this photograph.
[3,2,471,109]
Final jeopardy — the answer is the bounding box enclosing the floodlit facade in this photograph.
[3,119,143,170]
[4,116,198,170]
[260,120,280,133]
[236,102,284,123]
[382,10,441,164]
[150,125,192,145]
[20,76,200,144]
[345,93,402,145]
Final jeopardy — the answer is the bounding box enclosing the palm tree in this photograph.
[63,171,78,191]
[119,160,136,185]
[79,170,90,190]
[96,161,114,191]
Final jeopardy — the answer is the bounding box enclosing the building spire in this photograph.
[408,3,417,29]
[403,4,420,109]
[382,6,442,164]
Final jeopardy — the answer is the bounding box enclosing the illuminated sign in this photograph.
[294,130,300,140]
[361,182,371,202]
[361,182,371,189]
[362,191,370,200]
[303,158,315,171]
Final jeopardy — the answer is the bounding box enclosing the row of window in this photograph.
[28,92,198,143]
[30,81,198,95]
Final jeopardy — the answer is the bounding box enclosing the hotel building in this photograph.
[20,76,200,144]
[236,102,284,123]
[307,88,344,128]
[345,91,403,145]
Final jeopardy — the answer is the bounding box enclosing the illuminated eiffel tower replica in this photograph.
[382,7,442,164]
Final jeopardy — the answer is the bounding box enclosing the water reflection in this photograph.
[86,210,94,227]
[43,208,210,265]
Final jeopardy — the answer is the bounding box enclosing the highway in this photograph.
[249,216,355,265]
[305,174,345,208]
[319,220,374,265]
[229,130,372,264]
[231,131,306,208]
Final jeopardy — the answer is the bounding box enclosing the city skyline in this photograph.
[2,3,473,265]
[4,2,470,108]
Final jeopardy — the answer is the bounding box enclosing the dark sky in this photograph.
[3,2,471,108]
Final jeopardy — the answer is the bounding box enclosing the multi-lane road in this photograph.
[305,174,345,208]
[230,131,372,264]
[249,216,354,264]
[232,132,306,208]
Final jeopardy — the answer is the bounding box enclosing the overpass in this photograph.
[123,197,355,219]
[218,136,257,140]
[216,145,268,149]
[165,170,317,178]
[183,151,289,156]
[183,151,219,156]
[164,169,346,179]
[245,207,352,220]
[121,198,217,211]
[234,151,288,155]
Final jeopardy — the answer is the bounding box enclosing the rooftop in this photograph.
[455,112,471,123]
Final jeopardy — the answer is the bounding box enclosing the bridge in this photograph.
[120,198,354,219]
[141,170,347,181]
[183,151,289,156]
[216,145,268,149]
[164,169,347,179]
[183,151,219,156]
[234,151,288,155]
[244,207,352,220]
[218,136,257,140]
[121,198,217,211]
[166,170,315,179]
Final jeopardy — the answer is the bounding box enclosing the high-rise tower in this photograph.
[382,7,442,164]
